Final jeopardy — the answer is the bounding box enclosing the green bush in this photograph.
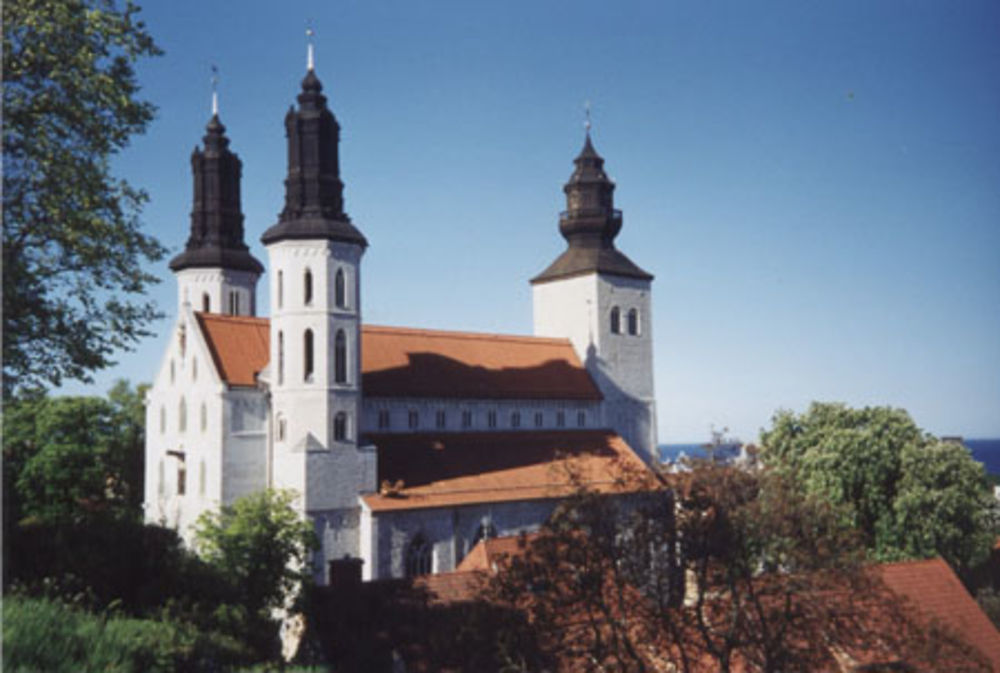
[3,595,249,672]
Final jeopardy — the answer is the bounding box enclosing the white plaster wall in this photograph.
[221,389,268,504]
[143,304,228,544]
[360,397,602,434]
[533,272,658,462]
[175,268,259,316]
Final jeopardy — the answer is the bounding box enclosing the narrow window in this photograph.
[610,307,621,334]
[577,411,586,427]
[304,269,313,305]
[178,397,187,433]
[229,291,239,315]
[177,460,186,496]
[202,293,210,312]
[158,459,165,496]
[511,411,521,428]
[170,359,175,383]
[199,459,206,496]
[277,331,285,385]
[408,410,419,430]
[200,402,207,432]
[487,410,497,429]
[435,409,446,429]
[335,268,346,308]
[304,329,314,382]
[628,308,639,336]
[334,412,348,441]
[277,270,283,309]
[160,406,166,434]
[378,410,390,430]
[277,415,287,442]
[178,324,186,357]
[192,357,198,381]
[461,410,472,429]
[534,411,543,428]
[334,330,347,383]
[405,534,432,577]
[556,410,566,428]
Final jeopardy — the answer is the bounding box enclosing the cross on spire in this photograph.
[584,100,592,134]
[210,64,219,116]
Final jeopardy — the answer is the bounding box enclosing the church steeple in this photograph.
[532,132,651,284]
[260,65,367,247]
[169,113,263,274]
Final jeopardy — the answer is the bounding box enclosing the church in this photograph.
[143,56,659,582]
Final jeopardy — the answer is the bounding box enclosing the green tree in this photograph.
[2,0,165,397]
[194,490,318,618]
[759,402,996,570]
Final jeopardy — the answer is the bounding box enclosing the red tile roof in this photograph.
[362,430,656,512]
[878,558,1000,670]
[194,316,600,400]
[196,313,270,387]
[456,534,539,573]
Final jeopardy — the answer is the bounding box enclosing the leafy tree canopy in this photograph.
[2,380,147,526]
[2,0,165,397]
[760,402,996,569]
[193,489,318,618]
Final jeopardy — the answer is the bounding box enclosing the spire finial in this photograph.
[583,100,592,134]
[306,23,315,71]
[210,64,219,116]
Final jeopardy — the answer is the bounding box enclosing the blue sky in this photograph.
[62,0,1000,442]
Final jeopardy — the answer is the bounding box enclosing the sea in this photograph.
[659,438,1000,475]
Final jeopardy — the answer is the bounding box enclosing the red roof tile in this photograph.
[457,534,539,573]
[362,430,656,512]
[878,558,1000,670]
[194,316,600,400]
[196,313,270,387]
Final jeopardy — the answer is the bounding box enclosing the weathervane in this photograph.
[584,100,592,134]
[306,23,315,71]
[211,64,219,116]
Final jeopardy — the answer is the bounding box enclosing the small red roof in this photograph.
[457,533,540,573]
[194,315,600,400]
[363,430,655,512]
[878,558,1000,670]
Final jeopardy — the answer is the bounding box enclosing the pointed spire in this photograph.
[531,125,652,284]
[211,64,219,116]
[169,106,263,275]
[260,54,367,248]
[306,25,315,71]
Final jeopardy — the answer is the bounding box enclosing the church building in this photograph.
[143,57,659,582]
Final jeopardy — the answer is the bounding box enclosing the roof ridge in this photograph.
[195,312,270,326]
[362,323,573,346]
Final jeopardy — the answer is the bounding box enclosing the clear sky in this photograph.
[59,0,1000,443]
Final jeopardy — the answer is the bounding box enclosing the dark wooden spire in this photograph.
[170,115,263,274]
[260,68,367,247]
[532,133,652,284]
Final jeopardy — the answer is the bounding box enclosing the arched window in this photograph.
[610,307,621,334]
[303,329,314,382]
[192,357,197,381]
[487,410,497,429]
[202,293,210,312]
[534,411,544,427]
[334,330,346,383]
[405,534,432,577]
[511,411,521,428]
[277,331,285,385]
[277,415,287,442]
[461,410,472,429]
[277,270,283,309]
[178,397,187,433]
[160,406,166,434]
[408,410,419,429]
[200,402,207,432]
[170,359,175,383]
[228,291,240,315]
[628,308,639,336]
[577,411,586,427]
[335,268,346,308]
[304,269,313,305]
[471,521,497,549]
[334,412,348,441]
[158,459,165,496]
[199,459,206,496]
[435,409,446,429]
[556,410,566,428]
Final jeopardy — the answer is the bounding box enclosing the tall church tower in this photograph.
[260,58,372,571]
[169,113,263,314]
[532,131,657,463]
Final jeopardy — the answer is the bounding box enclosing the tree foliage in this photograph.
[760,402,996,569]
[194,489,318,618]
[483,461,988,672]
[2,0,166,396]
[2,381,147,526]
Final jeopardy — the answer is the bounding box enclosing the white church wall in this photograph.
[221,389,268,505]
[175,268,259,316]
[361,397,602,434]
